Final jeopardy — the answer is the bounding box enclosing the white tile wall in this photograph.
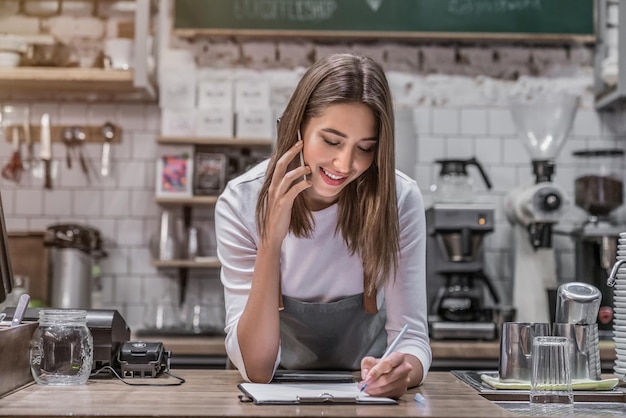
[460,108,488,135]
[432,108,459,135]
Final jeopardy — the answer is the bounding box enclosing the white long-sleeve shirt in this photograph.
[215,160,432,382]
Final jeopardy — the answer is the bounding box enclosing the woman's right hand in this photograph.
[264,141,311,245]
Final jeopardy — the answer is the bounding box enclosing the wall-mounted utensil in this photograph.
[100,122,115,177]
[10,293,30,327]
[72,126,90,181]
[62,127,73,169]
[40,113,52,189]
[23,107,34,169]
[1,127,23,183]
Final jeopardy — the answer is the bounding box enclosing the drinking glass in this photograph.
[530,336,573,411]
[143,296,180,331]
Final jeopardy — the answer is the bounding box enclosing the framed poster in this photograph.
[156,154,193,197]
[194,152,227,195]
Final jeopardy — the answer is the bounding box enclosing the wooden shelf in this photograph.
[155,196,219,205]
[151,258,221,268]
[157,136,273,146]
[0,67,147,94]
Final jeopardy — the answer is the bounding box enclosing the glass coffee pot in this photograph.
[572,148,625,219]
[432,157,492,203]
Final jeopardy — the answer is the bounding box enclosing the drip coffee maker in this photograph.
[431,157,492,203]
[505,91,578,324]
[570,148,625,337]
[427,158,501,340]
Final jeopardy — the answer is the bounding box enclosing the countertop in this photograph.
[0,370,516,417]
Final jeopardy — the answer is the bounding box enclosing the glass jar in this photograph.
[30,309,93,386]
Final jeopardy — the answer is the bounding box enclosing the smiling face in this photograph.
[301,102,378,211]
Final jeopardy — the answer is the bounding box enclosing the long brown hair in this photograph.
[256,53,399,292]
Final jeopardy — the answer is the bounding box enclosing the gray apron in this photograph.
[278,293,387,370]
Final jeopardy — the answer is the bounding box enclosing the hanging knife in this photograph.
[40,113,52,189]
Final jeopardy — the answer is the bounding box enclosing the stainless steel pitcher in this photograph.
[499,322,551,381]
[552,323,601,381]
[555,282,601,325]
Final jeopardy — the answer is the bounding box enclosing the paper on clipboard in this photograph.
[238,382,397,405]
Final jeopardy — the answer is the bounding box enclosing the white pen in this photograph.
[360,324,410,393]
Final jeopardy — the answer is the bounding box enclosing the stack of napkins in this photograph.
[481,374,619,391]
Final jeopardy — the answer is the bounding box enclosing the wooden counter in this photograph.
[0,370,515,417]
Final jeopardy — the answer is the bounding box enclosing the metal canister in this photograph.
[44,224,105,309]
[555,282,601,325]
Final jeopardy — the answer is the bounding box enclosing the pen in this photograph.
[360,323,410,393]
[414,393,426,405]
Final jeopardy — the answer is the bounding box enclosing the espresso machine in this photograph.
[427,158,500,340]
[569,148,625,338]
[505,92,578,324]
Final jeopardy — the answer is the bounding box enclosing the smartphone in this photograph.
[297,130,306,182]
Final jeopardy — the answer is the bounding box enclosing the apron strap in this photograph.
[278,273,377,313]
[279,273,284,311]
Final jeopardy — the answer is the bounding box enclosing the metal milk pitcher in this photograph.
[552,323,601,381]
[499,322,551,381]
[555,282,601,325]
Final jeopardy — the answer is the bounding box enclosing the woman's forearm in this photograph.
[237,241,283,382]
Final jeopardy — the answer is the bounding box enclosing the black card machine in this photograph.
[117,341,170,378]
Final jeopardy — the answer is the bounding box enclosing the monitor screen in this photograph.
[0,189,13,303]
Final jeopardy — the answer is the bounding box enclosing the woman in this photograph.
[215,53,431,398]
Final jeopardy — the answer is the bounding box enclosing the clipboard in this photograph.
[271,370,355,383]
[237,382,397,405]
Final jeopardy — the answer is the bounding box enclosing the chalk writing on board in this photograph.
[232,0,339,21]
[448,0,542,15]
[365,0,384,12]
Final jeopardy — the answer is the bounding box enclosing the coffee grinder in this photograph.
[505,92,578,324]
[427,158,501,340]
[570,148,625,338]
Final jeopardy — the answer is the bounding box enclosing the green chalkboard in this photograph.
[174,0,595,41]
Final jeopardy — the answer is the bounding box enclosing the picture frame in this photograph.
[155,154,193,197]
[193,152,227,195]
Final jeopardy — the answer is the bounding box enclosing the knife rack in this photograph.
[2,123,122,144]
